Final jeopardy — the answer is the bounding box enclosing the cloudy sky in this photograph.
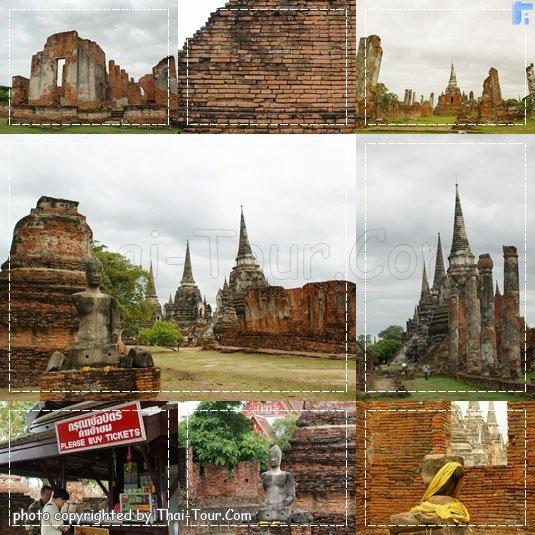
[358,0,533,100]
[0,136,355,309]
[356,137,533,338]
[0,0,238,87]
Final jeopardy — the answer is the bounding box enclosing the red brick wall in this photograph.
[177,0,356,133]
[217,281,356,354]
[356,402,535,535]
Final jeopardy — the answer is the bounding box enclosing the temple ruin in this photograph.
[356,401,534,535]
[405,184,525,381]
[450,402,507,467]
[0,197,93,388]
[11,30,178,125]
[356,35,522,126]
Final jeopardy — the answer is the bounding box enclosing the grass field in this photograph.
[0,347,355,401]
[0,118,175,134]
[358,117,535,134]
[365,374,528,401]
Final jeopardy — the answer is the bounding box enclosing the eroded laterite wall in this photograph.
[217,281,356,354]
[177,0,356,133]
[0,197,92,388]
[356,402,535,535]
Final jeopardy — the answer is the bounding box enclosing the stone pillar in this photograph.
[420,94,424,105]
[478,254,497,374]
[403,89,409,105]
[448,293,460,371]
[411,90,416,105]
[466,270,481,374]
[527,64,535,118]
[430,92,434,108]
[501,246,521,378]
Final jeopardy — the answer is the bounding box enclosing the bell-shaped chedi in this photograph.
[0,196,93,388]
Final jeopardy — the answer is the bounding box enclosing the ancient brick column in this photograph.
[448,293,460,371]
[501,246,522,378]
[478,254,497,374]
[355,35,382,103]
[465,270,481,374]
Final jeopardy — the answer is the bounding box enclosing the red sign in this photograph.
[55,401,147,455]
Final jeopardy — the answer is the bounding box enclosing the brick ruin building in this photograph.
[356,35,518,126]
[11,30,178,125]
[179,401,356,535]
[208,208,356,355]
[450,401,507,467]
[356,401,535,535]
[176,0,357,133]
[163,240,212,340]
[0,196,93,388]
[404,184,527,382]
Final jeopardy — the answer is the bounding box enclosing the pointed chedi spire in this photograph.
[432,232,446,289]
[420,263,430,300]
[146,261,157,298]
[168,293,173,304]
[449,182,475,268]
[448,61,458,89]
[223,276,228,290]
[487,401,497,425]
[181,240,195,285]
[495,281,501,297]
[237,205,254,261]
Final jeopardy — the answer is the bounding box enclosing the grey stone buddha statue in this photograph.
[47,256,122,370]
[257,445,296,523]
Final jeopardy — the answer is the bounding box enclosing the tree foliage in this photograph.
[270,415,297,451]
[371,338,402,365]
[0,402,36,441]
[92,245,156,337]
[378,325,404,342]
[0,87,8,102]
[178,401,269,471]
[139,321,182,348]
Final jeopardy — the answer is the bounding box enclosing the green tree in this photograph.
[0,87,9,102]
[270,415,297,451]
[372,338,402,365]
[378,325,404,342]
[357,334,373,347]
[93,245,156,337]
[0,402,36,441]
[139,321,182,348]
[178,401,269,471]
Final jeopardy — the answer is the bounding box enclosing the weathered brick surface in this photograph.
[178,0,356,133]
[216,281,356,354]
[188,458,262,506]
[0,492,33,535]
[40,367,161,401]
[11,76,29,107]
[282,402,356,534]
[0,196,92,388]
[356,402,535,535]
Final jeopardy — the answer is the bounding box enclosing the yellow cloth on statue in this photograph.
[410,462,470,524]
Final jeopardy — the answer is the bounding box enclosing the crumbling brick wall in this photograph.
[356,401,534,535]
[0,196,93,388]
[177,0,356,133]
[11,76,29,107]
[27,31,108,110]
[216,281,356,354]
[188,457,262,507]
[0,492,33,535]
[283,402,356,534]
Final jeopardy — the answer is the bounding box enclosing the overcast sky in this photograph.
[358,0,533,100]
[0,0,240,87]
[356,137,533,338]
[1,136,354,309]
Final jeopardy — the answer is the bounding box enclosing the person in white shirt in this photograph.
[41,488,70,535]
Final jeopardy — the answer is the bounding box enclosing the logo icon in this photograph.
[512,1,533,24]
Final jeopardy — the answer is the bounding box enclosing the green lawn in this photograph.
[358,117,535,134]
[0,118,175,134]
[367,374,528,401]
[0,347,355,401]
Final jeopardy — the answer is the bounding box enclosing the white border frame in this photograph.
[362,141,528,394]
[363,407,529,529]
[361,6,527,128]
[182,406,353,529]
[8,8,173,128]
[8,404,172,529]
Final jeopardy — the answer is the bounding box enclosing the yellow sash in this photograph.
[410,462,470,524]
